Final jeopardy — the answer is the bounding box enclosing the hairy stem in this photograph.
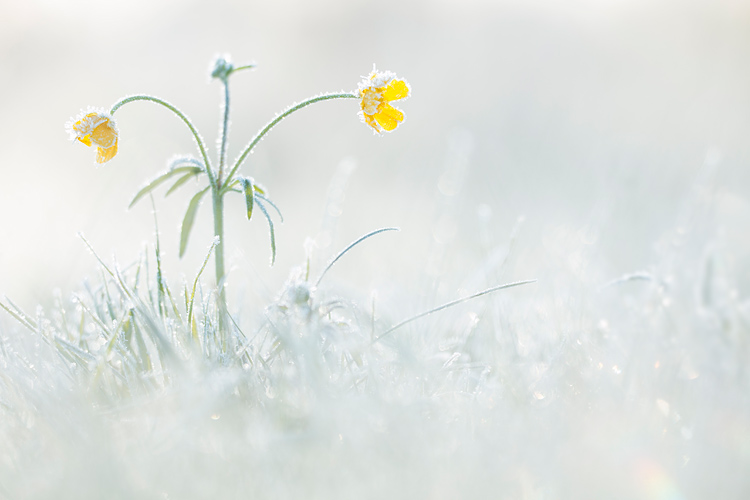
[217,80,230,184]
[212,189,227,330]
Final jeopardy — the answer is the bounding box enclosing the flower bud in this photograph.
[210,55,234,81]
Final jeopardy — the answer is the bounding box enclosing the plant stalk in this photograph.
[212,188,226,302]
[212,186,227,335]
[218,79,230,183]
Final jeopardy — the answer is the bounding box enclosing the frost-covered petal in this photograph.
[361,112,380,132]
[90,120,117,149]
[96,140,118,164]
[69,112,104,138]
[381,103,404,122]
[373,105,403,132]
[357,67,410,133]
[67,109,119,163]
[383,79,410,102]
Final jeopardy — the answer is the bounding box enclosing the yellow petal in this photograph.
[381,103,404,122]
[374,111,399,132]
[96,139,118,163]
[373,104,404,132]
[77,134,93,147]
[90,119,117,148]
[383,79,409,102]
[73,113,99,135]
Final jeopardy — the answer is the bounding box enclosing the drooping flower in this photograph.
[356,67,410,133]
[66,110,118,163]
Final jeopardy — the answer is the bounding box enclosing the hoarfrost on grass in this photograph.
[2,168,749,498]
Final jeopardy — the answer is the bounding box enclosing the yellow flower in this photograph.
[357,67,410,133]
[67,110,118,163]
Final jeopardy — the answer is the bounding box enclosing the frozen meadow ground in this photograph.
[1,149,748,499]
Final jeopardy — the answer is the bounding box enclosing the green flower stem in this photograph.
[217,80,230,184]
[110,95,217,190]
[212,189,226,316]
[224,92,358,190]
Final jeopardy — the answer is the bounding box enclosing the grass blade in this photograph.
[0,299,37,333]
[315,227,399,287]
[373,279,538,343]
[187,238,219,342]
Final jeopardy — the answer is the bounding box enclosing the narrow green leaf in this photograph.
[239,177,254,220]
[165,171,200,197]
[129,166,202,209]
[187,238,218,342]
[255,192,283,222]
[314,227,399,287]
[256,200,276,265]
[0,300,36,333]
[179,186,210,258]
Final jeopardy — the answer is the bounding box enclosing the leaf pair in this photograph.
[127,157,208,259]
[128,159,282,265]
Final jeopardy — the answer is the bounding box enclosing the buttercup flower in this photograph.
[67,110,118,163]
[357,67,410,133]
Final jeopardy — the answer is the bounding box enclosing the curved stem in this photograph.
[110,95,216,190]
[225,92,358,187]
[217,80,230,184]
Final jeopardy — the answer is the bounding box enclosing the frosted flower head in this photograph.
[356,66,411,133]
[66,109,118,163]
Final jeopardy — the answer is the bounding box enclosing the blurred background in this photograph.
[3,1,750,498]
[1,0,749,310]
